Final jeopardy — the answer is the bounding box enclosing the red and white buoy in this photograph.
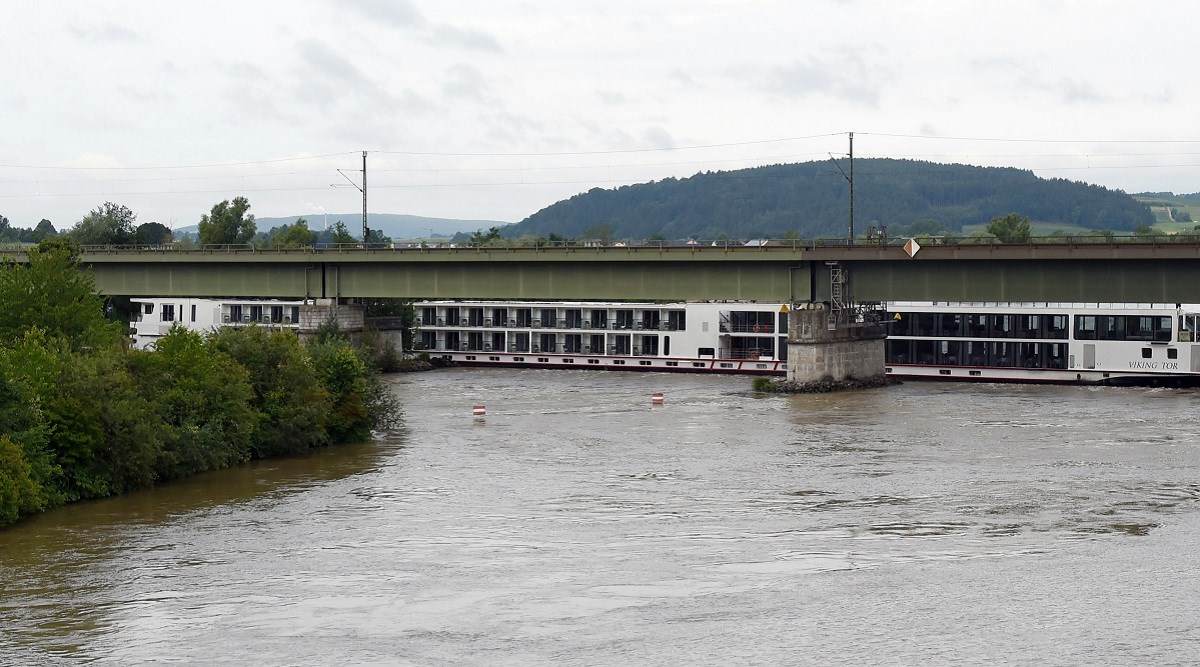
[472,405,486,416]
[651,392,664,405]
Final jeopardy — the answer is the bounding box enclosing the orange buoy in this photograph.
[651,392,664,405]
[472,405,486,416]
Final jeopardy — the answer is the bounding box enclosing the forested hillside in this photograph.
[507,159,1153,240]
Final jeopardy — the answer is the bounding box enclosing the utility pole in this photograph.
[827,131,856,245]
[362,151,369,245]
[334,152,370,245]
[848,131,854,245]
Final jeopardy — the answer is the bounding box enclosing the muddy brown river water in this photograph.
[2,369,1199,665]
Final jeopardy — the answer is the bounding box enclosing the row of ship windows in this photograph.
[420,308,686,331]
[459,355,775,370]
[888,312,1173,342]
[887,339,1178,368]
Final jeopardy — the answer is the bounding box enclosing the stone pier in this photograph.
[786,302,886,385]
[297,298,365,343]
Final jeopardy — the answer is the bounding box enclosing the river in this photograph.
[2,369,1199,665]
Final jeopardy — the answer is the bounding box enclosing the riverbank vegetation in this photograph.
[0,240,395,528]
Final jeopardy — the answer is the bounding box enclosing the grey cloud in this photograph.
[226,61,269,81]
[443,64,493,102]
[431,24,503,52]
[1057,78,1110,104]
[597,90,628,105]
[762,51,884,107]
[669,69,702,88]
[68,23,143,43]
[1018,75,1114,105]
[297,39,371,87]
[918,123,938,137]
[345,0,426,28]
[641,126,675,149]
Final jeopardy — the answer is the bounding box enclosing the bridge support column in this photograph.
[298,299,365,343]
[786,303,886,385]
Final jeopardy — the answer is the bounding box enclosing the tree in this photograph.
[985,213,1032,243]
[318,220,358,246]
[31,219,56,242]
[129,328,257,479]
[0,239,122,350]
[270,218,317,248]
[68,202,136,245]
[470,226,503,245]
[0,434,40,527]
[208,326,330,457]
[198,196,255,245]
[135,222,173,245]
[307,341,373,443]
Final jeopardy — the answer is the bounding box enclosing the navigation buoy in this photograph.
[472,405,486,416]
[651,392,664,405]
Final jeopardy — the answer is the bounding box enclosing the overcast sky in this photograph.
[3,1,1199,230]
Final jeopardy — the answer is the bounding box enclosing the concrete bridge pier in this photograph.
[786,302,886,385]
[298,298,365,343]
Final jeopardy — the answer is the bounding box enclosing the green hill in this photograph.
[505,159,1154,240]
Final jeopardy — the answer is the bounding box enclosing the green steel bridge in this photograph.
[5,240,1200,303]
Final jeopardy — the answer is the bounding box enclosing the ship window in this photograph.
[990,341,1017,367]
[668,310,686,331]
[1154,316,1172,342]
[538,357,549,363]
[489,356,500,361]
[1018,342,1044,368]
[888,312,912,336]
[1168,348,1178,359]
[563,358,574,363]
[965,341,988,366]
[939,369,951,375]
[663,336,670,356]
[1074,315,1097,340]
[914,313,937,336]
[514,357,525,362]
[1098,315,1126,341]
[465,355,476,361]
[939,313,963,337]
[588,359,600,364]
[1126,316,1158,341]
[639,360,652,366]
[697,347,715,358]
[692,362,706,368]
[969,370,981,376]
[191,304,197,322]
[1142,348,1152,359]
[914,339,936,364]
[666,361,678,367]
[1046,314,1068,339]
[719,362,734,368]
[965,314,988,337]
[144,303,154,314]
[160,304,176,322]
[991,314,1015,338]
[1046,343,1067,369]
[612,359,625,365]
[1017,315,1041,339]
[886,339,912,364]
[937,340,961,365]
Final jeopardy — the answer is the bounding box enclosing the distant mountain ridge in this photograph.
[503,159,1154,240]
